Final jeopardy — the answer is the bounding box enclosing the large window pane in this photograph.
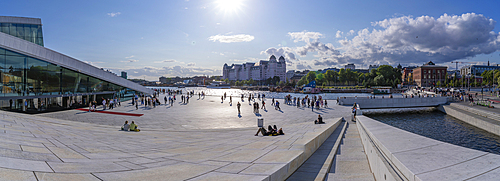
[44,63,61,95]
[37,25,43,38]
[61,68,79,94]
[24,24,31,42]
[3,55,25,96]
[89,77,103,92]
[77,74,89,93]
[9,24,16,37]
[16,24,24,38]
[30,25,38,43]
[0,55,4,97]
[5,49,24,57]
[0,23,9,35]
[26,57,47,96]
[36,38,43,46]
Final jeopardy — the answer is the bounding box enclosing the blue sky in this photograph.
[2,0,500,80]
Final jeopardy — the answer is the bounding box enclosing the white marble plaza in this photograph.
[0,95,352,180]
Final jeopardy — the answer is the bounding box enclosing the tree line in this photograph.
[297,65,402,88]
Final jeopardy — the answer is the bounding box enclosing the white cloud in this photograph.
[335,30,343,38]
[107,12,121,17]
[231,57,259,62]
[125,55,134,59]
[187,63,196,66]
[348,30,355,35]
[261,47,297,61]
[154,59,177,63]
[208,34,255,43]
[288,31,323,43]
[296,63,312,70]
[120,59,138,63]
[263,13,500,68]
[314,13,500,66]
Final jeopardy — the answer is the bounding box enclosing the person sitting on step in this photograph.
[129,121,140,132]
[315,114,325,124]
[121,121,130,131]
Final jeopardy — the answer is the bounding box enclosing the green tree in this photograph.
[279,81,285,87]
[248,78,254,86]
[316,73,325,85]
[305,71,317,83]
[272,76,280,85]
[297,76,308,86]
[374,75,385,86]
[325,70,338,86]
[377,65,395,80]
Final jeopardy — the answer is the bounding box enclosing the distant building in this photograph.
[222,55,286,82]
[413,61,447,87]
[320,68,340,74]
[286,70,295,81]
[345,63,355,70]
[368,65,379,72]
[192,76,209,85]
[402,66,417,85]
[159,76,168,84]
[121,71,127,79]
[460,65,500,76]
[353,69,369,74]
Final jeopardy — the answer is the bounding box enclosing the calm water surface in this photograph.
[364,108,500,155]
[148,86,402,100]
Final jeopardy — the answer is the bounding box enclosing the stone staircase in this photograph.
[326,121,374,181]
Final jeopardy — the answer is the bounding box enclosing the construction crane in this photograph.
[450,61,485,71]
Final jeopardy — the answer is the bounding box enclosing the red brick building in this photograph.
[413,61,447,87]
[402,66,417,85]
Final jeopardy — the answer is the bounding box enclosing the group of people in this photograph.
[255,125,284,136]
[121,121,140,132]
[100,97,121,110]
[88,100,98,112]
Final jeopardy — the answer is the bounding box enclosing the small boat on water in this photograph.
[301,81,322,94]
[372,87,391,94]
[207,81,231,89]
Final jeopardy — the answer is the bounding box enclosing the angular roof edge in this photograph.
[0,16,42,25]
[0,32,153,95]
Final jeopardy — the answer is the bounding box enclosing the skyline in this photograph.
[2,0,500,80]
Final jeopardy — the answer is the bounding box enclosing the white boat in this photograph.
[207,81,231,89]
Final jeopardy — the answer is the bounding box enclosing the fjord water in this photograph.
[149,86,402,99]
[364,108,500,155]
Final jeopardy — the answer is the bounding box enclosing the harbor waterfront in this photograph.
[0,88,499,180]
[365,108,500,154]
[147,86,403,100]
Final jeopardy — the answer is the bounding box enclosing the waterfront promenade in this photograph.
[0,95,351,180]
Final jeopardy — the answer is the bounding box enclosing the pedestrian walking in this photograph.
[237,102,241,114]
[261,100,266,110]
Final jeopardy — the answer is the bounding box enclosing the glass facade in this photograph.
[0,23,43,46]
[0,47,138,112]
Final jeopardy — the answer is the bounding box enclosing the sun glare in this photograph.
[216,0,243,14]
